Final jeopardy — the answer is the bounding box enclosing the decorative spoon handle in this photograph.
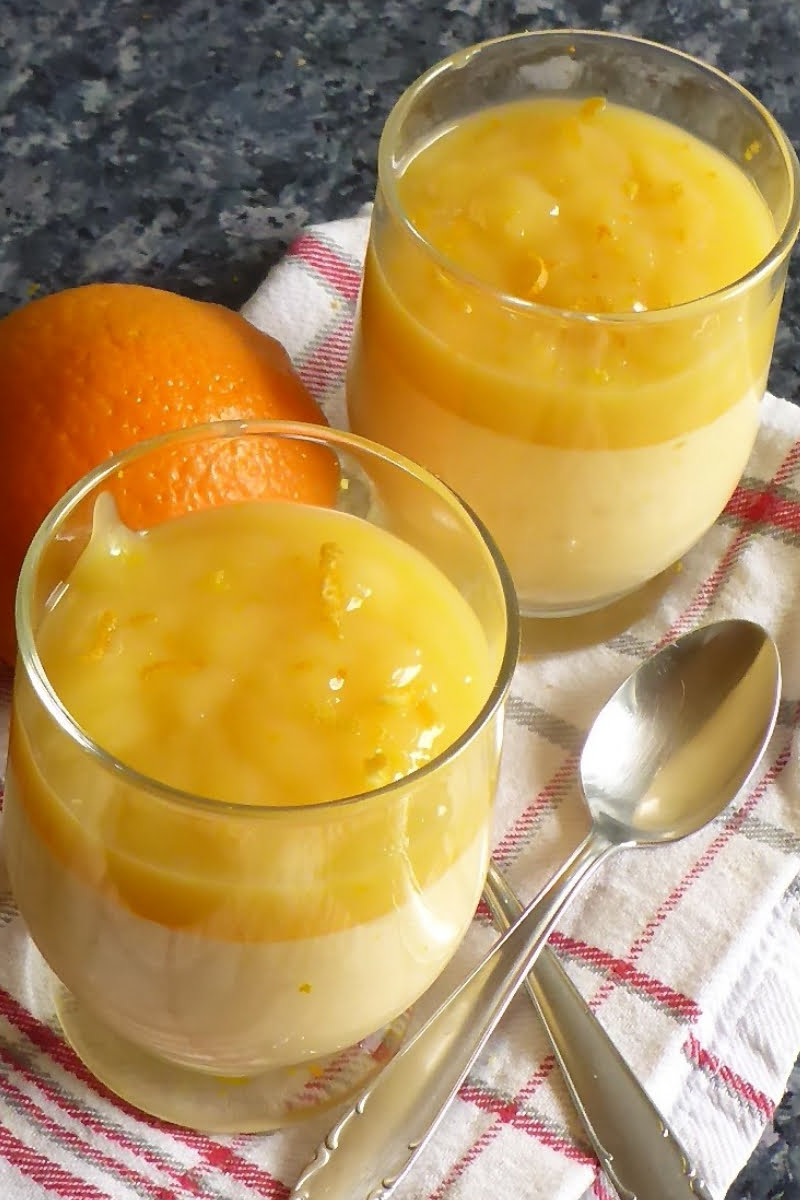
[290,831,613,1200]
[484,861,714,1200]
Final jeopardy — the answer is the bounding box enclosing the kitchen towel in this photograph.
[0,211,799,1200]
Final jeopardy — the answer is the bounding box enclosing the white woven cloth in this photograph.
[0,212,799,1200]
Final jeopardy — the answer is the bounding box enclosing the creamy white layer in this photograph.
[4,788,489,1075]
[349,381,760,612]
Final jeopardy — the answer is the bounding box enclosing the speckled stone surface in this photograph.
[0,2,798,1197]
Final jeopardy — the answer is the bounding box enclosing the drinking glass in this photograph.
[4,420,518,1131]
[347,29,800,615]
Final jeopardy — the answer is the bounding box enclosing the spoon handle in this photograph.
[484,862,715,1200]
[290,831,614,1200]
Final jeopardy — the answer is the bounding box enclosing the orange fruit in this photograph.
[0,282,333,665]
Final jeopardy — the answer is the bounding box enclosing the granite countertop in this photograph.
[1,1,798,1197]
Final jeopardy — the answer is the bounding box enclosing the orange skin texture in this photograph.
[0,283,334,665]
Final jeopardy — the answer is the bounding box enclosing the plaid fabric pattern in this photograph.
[0,212,798,1200]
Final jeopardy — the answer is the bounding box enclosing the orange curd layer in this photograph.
[351,95,777,450]
[11,497,496,940]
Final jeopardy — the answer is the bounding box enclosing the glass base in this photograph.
[52,978,411,1132]
[518,584,639,619]
[518,566,680,657]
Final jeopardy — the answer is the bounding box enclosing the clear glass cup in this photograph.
[347,29,800,616]
[4,420,518,1132]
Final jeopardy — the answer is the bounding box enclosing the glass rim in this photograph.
[377,27,800,326]
[15,418,520,820]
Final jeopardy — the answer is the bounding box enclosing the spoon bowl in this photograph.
[291,618,781,1200]
[583,619,781,842]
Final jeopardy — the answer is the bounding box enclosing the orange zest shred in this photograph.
[319,541,345,634]
[83,610,118,661]
[580,96,607,119]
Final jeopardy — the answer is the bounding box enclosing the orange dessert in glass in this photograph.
[4,422,518,1130]
[348,32,800,614]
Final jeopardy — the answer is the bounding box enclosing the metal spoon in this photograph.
[291,618,781,1200]
[484,862,714,1199]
